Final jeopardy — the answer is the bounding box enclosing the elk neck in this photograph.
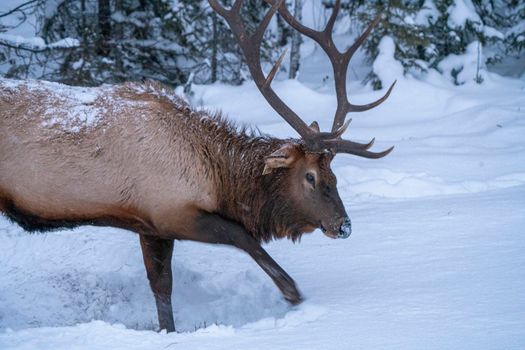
[191,117,304,242]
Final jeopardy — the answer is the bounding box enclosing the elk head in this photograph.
[209,0,395,239]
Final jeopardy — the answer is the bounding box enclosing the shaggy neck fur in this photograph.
[166,104,307,242]
[215,137,308,243]
[215,137,308,242]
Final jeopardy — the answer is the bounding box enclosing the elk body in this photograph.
[0,0,394,333]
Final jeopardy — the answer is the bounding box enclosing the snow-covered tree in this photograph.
[1,0,280,86]
[39,0,196,85]
[354,0,429,88]
[1,0,523,85]
[504,0,525,57]
[183,0,280,85]
[324,0,525,86]
[288,0,303,79]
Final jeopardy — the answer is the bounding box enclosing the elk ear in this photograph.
[262,143,301,175]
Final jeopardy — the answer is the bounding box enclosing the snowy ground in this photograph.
[1,35,525,350]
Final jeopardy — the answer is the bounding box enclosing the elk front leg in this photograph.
[192,212,303,305]
[139,234,175,332]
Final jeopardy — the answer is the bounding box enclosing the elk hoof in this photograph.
[286,292,303,305]
[283,285,303,305]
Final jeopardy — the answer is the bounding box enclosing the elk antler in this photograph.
[209,0,394,158]
[208,0,314,139]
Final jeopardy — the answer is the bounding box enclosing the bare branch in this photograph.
[0,0,40,19]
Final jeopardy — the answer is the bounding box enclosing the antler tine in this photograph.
[325,140,394,158]
[326,134,376,151]
[209,0,313,139]
[264,47,288,89]
[343,13,383,67]
[329,119,378,150]
[212,0,394,159]
[311,120,374,151]
[231,0,243,13]
[254,0,282,41]
[265,0,351,133]
[266,2,395,128]
[208,0,241,17]
[341,14,395,117]
[331,12,388,131]
[347,80,396,113]
[332,118,351,138]
[324,0,341,37]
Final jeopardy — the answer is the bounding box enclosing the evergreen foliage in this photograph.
[0,0,523,87]
[505,0,525,56]
[0,0,278,86]
[351,0,430,88]
[328,0,522,86]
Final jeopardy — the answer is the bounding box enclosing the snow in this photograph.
[483,26,505,40]
[0,78,111,132]
[0,0,41,39]
[372,36,404,85]
[0,33,79,51]
[1,13,525,350]
[42,0,67,20]
[1,69,524,349]
[438,41,485,84]
[46,37,80,49]
[508,21,525,38]
[0,34,46,48]
[447,0,481,28]
[415,0,439,26]
[0,0,78,53]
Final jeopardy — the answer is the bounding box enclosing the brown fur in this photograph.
[0,78,349,331]
[0,78,344,241]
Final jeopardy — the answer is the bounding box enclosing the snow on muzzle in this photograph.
[320,216,352,239]
[338,216,352,239]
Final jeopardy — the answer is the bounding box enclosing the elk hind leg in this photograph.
[139,234,175,332]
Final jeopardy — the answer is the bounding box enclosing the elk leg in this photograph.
[192,212,303,305]
[139,234,175,332]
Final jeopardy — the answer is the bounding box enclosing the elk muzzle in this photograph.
[320,216,352,239]
[338,216,352,239]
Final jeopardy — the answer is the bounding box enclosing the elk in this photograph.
[0,0,394,332]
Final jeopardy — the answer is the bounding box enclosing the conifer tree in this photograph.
[353,0,429,88]
[333,0,514,86]
[505,0,525,57]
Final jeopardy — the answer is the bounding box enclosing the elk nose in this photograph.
[338,216,352,239]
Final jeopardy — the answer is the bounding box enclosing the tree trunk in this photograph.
[97,0,111,56]
[277,13,291,47]
[113,0,124,81]
[211,13,218,83]
[289,0,302,79]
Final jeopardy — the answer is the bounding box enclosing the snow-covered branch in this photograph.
[0,33,79,53]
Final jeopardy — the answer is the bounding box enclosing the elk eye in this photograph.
[305,173,315,186]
